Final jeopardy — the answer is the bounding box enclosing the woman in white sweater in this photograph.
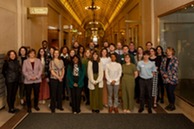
[100,48,111,107]
[105,53,122,113]
[88,51,104,113]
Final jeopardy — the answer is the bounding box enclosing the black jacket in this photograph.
[2,59,21,83]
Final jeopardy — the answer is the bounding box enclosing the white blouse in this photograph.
[100,57,111,71]
[105,62,122,85]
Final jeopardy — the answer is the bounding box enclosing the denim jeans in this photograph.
[107,84,119,108]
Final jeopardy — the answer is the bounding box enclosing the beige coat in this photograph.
[87,61,104,90]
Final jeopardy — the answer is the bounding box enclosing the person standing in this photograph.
[122,54,138,113]
[2,50,20,113]
[22,49,42,113]
[134,46,144,103]
[18,46,28,105]
[49,49,65,113]
[105,53,122,113]
[128,42,137,56]
[60,46,69,100]
[149,48,158,108]
[67,55,85,114]
[137,50,156,113]
[160,47,178,111]
[121,45,136,64]
[37,48,50,104]
[100,48,111,107]
[88,51,104,113]
[82,49,91,105]
[145,41,153,51]
[156,45,165,103]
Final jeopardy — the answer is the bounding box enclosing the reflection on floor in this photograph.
[176,79,194,105]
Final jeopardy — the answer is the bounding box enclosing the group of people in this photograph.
[1,40,178,114]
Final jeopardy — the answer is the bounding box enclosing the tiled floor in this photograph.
[0,98,193,128]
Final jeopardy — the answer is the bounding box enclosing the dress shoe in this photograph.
[57,107,64,111]
[34,106,40,111]
[14,108,20,113]
[165,104,172,110]
[51,109,55,113]
[95,110,100,113]
[160,99,164,104]
[85,101,90,105]
[114,107,119,113]
[109,107,113,113]
[27,108,32,113]
[138,108,144,113]
[8,109,16,113]
[167,105,176,111]
[148,109,152,114]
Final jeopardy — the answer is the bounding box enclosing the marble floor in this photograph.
[0,97,193,128]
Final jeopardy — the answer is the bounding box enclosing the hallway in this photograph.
[0,0,194,128]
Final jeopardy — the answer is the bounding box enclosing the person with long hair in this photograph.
[37,48,50,104]
[60,46,69,100]
[156,45,165,103]
[22,49,42,113]
[18,46,28,105]
[88,51,104,113]
[49,49,65,113]
[105,53,122,113]
[134,46,144,103]
[78,45,85,58]
[121,54,138,113]
[100,48,111,107]
[2,50,20,113]
[67,55,85,114]
[82,49,91,105]
[160,47,178,111]
[149,48,158,108]
[66,49,76,105]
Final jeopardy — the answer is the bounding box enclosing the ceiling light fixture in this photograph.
[85,0,100,10]
[85,6,100,10]
[89,21,99,24]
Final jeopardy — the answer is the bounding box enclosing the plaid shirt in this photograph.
[160,56,179,85]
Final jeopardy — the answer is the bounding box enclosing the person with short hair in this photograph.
[128,42,137,56]
[121,54,138,113]
[105,53,122,113]
[160,47,178,111]
[146,41,153,51]
[137,50,156,113]
[22,49,43,113]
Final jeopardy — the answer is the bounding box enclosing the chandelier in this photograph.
[85,0,100,10]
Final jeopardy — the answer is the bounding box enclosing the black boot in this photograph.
[168,104,176,111]
[165,104,172,110]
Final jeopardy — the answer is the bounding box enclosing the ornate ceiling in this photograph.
[59,0,127,30]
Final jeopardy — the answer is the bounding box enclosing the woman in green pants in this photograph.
[122,54,138,113]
